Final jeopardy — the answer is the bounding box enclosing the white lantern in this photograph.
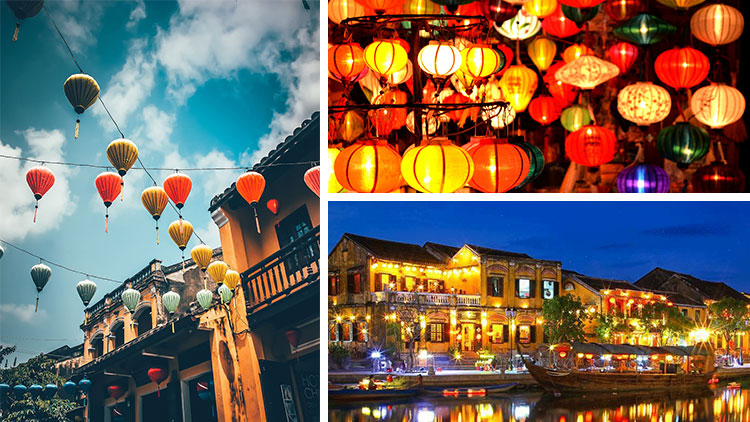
[691,83,746,129]
[617,82,672,126]
[690,4,744,46]
[418,41,463,78]
[495,9,541,40]
[555,55,620,90]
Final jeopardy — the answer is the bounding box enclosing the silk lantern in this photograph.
[196,289,213,310]
[604,0,644,21]
[495,9,542,40]
[140,186,169,244]
[523,0,558,17]
[147,368,169,397]
[616,164,670,193]
[25,166,55,223]
[63,74,100,139]
[607,42,638,74]
[364,39,409,75]
[236,171,266,233]
[401,138,474,193]
[418,41,463,78]
[466,138,530,192]
[329,43,367,84]
[207,261,228,285]
[163,173,192,210]
[190,244,213,271]
[656,123,710,165]
[613,13,676,45]
[95,172,122,233]
[224,270,240,290]
[690,4,744,46]
[76,279,97,306]
[690,84,745,129]
[480,0,518,25]
[371,89,407,136]
[561,105,591,132]
[106,138,138,180]
[218,284,234,304]
[561,4,601,26]
[334,140,402,193]
[266,199,279,215]
[356,0,406,14]
[527,37,557,71]
[121,287,141,314]
[565,125,617,166]
[162,291,180,314]
[692,162,746,193]
[528,96,561,125]
[30,263,51,312]
[304,166,321,197]
[555,55,619,90]
[168,219,193,269]
[654,47,709,90]
[404,0,441,14]
[617,82,672,126]
[329,0,369,23]
[562,44,594,63]
[545,62,579,107]
[499,65,538,112]
[337,110,365,141]
[656,0,704,9]
[461,44,503,79]
[513,141,545,187]
[541,5,581,38]
[328,148,344,193]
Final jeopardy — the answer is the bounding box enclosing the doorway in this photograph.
[461,324,475,352]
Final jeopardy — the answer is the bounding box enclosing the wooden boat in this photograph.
[423,382,518,397]
[328,386,421,401]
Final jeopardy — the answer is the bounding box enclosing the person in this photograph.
[417,374,423,388]
[368,375,376,390]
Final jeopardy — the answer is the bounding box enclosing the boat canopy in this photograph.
[566,343,710,357]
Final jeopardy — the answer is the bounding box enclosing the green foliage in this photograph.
[542,295,588,344]
[385,322,403,353]
[329,343,351,366]
[0,345,16,364]
[709,297,750,344]
[595,312,618,342]
[635,303,694,346]
[0,353,73,422]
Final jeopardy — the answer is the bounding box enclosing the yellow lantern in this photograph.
[656,0,705,9]
[691,83,746,129]
[190,244,213,271]
[562,44,594,63]
[523,0,558,18]
[499,64,538,112]
[328,0,368,24]
[364,39,409,75]
[401,138,474,193]
[418,41,463,78]
[527,37,557,71]
[334,140,403,193]
[691,4,744,46]
[403,0,440,14]
[207,261,229,284]
[617,82,672,126]
[555,55,620,90]
[223,270,240,290]
[327,147,345,193]
[460,44,502,79]
[337,110,365,141]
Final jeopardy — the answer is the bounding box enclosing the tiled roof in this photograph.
[635,268,749,303]
[422,242,460,260]
[465,244,533,260]
[344,233,445,265]
[563,270,642,292]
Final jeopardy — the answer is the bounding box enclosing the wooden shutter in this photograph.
[515,279,520,298]
[347,273,355,294]
[553,281,559,297]
[530,326,538,343]
[374,273,383,291]
[487,277,493,296]
[443,323,450,343]
[529,280,537,298]
[502,325,509,343]
[425,324,431,342]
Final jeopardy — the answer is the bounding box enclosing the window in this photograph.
[274,205,315,273]
[404,276,415,291]
[543,280,559,299]
[682,309,688,316]
[426,323,447,343]
[355,322,369,342]
[112,324,124,349]
[518,325,533,344]
[490,324,507,344]
[428,279,445,293]
[347,272,361,294]
[329,323,339,342]
[487,275,504,297]
[329,273,339,296]
[136,309,152,336]
[564,282,575,291]
[695,310,701,322]
[517,278,535,298]
[374,274,394,291]
[341,322,353,342]
[91,336,104,359]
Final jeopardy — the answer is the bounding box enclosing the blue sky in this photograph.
[329,201,750,291]
[0,0,319,364]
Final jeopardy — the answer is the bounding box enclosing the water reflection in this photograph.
[329,384,750,422]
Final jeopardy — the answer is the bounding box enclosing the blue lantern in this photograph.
[12,384,27,400]
[0,383,10,396]
[29,384,43,400]
[63,381,78,398]
[617,163,670,193]
[42,383,58,400]
[78,378,91,394]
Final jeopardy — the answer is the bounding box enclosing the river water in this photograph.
[329,383,749,421]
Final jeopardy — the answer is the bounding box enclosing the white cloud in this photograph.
[47,0,105,55]
[195,150,241,200]
[0,304,48,324]
[126,0,146,30]
[133,105,176,153]
[0,129,76,241]
[194,221,221,249]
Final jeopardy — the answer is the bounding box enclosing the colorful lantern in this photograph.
[558,0,604,7]
[190,244,213,271]
[107,384,127,401]
[499,65,538,112]
[371,89,407,136]
[6,0,43,41]
[304,166,321,197]
[12,385,27,400]
[495,9,542,40]
[25,166,54,223]
[207,261,228,285]
[355,0,406,13]
[401,138,474,193]
[613,13,676,45]
[141,186,169,244]
[561,4,601,26]
[562,44,594,63]
[555,55,619,90]
[63,74,99,139]
[403,0,441,14]
[656,0,704,9]
[95,172,122,233]
[196,289,213,310]
[162,291,180,314]
[604,0,644,21]
[461,44,503,79]
[565,125,617,166]
[528,96,561,125]
[62,381,77,398]
[329,0,368,23]
[545,62,579,107]
[106,139,138,180]
[121,287,141,314]
[482,105,517,129]
[337,110,365,142]
[691,4,744,46]
[147,368,168,397]
[30,263,51,312]
[334,140,403,193]
[616,164,670,193]
[168,219,193,267]
[327,147,344,193]
[654,47,709,90]
[42,384,58,400]
[418,41,463,78]
[266,199,279,215]
[523,0,558,17]
[218,284,234,304]
[364,39,409,75]
[541,5,581,38]
[329,43,367,84]
[693,162,746,193]
[163,172,192,211]
[690,84,745,129]
[480,0,517,25]
[29,384,42,400]
[76,279,97,306]
[607,42,638,74]
[236,171,266,233]
[78,378,91,395]
[527,37,557,71]
[466,138,530,193]
[561,105,592,132]
[617,82,671,126]
[224,270,240,289]
[513,141,545,187]
[656,123,710,165]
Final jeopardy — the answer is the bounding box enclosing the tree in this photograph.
[709,297,750,350]
[636,303,694,346]
[0,345,16,368]
[542,295,588,344]
[0,353,75,422]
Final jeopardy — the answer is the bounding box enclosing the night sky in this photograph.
[329,201,750,292]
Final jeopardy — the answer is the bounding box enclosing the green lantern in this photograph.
[162,291,180,314]
[613,13,676,45]
[510,140,545,189]
[121,288,141,313]
[560,105,592,132]
[561,5,601,26]
[218,284,234,304]
[656,123,710,167]
[76,279,97,306]
[196,289,213,310]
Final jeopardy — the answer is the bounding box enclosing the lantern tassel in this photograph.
[182,252,185,272]
[12,23,19,42]
[105,210,109,233]
[171,321,174,333]
[253,204,261,234]
[33,202,38,223]
[35,296,39,313]
[156,225,159,245]
[121,182,124,201]
[75,119,80,139]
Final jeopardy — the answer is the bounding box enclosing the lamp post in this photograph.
[506,307,518,370]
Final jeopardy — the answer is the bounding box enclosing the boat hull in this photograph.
[328,388,421,401]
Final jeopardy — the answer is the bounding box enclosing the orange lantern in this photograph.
[266,199,279,215]
[163,173,192,210]
[329,43,367,84]
[607,42,638,74]
[25,166,55,223]
[95,172,122,233]
[559,0,605,7]
[334,140,402,193]
[654,47,709,90]
[544,62,579,107]
[466,137,530,193]
[370,89,408,136]
[541,5,581,38]
[565,125,617,167]
[304,166,321,197]
[329,0,369,23]
[617,82,671,126]
[443,92,471,124]
[355,0,406,14]
[528,96,561,125]
[401,138,473,193]
[460,44,503,79]
[604,0,645,21]
[562,44,594,63]
[338,110,365,141]
[499,64,538,112]
[364,39,409,75]
[691,84,746,129]
[524,0,558,18]
[236,171,266,233]
[328,147,344,193]
[527,37,557,71]
[690,4,744,46]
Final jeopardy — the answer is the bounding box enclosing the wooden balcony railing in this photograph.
[242,226,320,312]
[370,291,481,307]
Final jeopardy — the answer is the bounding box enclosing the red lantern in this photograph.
[693,162,746,193]
[496,43,514,75]
[107,384,126,401]
[329,43,367,84]
[542,6,581,38]
[466,137,530,193]
[95,172,122,233]
[236,171,266,233]
[25,166,55,223]
[604,0,645,21]
[528,96,561,125]
[449,2,485,37]
[479,0,518,25]
[356,0,405,14]
[304,166,321,197]
[370,89,407,136]
[286,329,300,348]
[544,62,579,107]
[559,0,605,8]
[163,173,192,210]
[147,367,169,397]
[607,42,639,75]
[444,92,471,123]
[266,199,278,215]
[565,125,617,167]
[654,47,710,90]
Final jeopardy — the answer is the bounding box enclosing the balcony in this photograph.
[370,291,481,307]
[242,225,320,313]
